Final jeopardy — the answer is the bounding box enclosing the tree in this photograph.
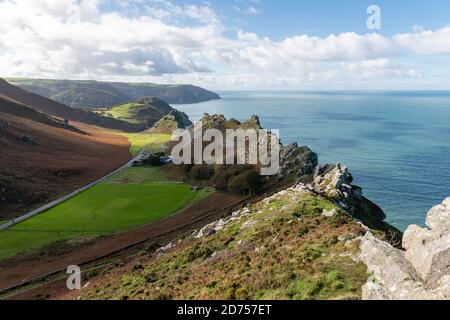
[227,169,262,196]
[190,165,215,181]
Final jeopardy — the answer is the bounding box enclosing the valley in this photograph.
[0,77,447,301]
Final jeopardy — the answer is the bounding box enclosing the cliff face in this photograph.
[310,164,399,237]
[360,197,450,300]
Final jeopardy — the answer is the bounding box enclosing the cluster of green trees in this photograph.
[186,164,263,196]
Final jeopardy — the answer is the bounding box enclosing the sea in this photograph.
[175,91,450,231]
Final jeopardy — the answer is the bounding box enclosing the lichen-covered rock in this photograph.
[426,197,450,235]
[310,163,391,232]
[403,198,450,285]
[361,197,450,300]
[360,232,420,288]
[312,163,353,199]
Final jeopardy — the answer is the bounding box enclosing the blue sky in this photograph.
[1,0,450,90]
[101,0,450,37]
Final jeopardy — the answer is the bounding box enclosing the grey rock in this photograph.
[322,209,337,218]
[403,198,450,284]
[360,197,450,300]
[278,144,318,178]
[426,197,450,235]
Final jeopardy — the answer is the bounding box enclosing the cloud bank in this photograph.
[0,0,449,89]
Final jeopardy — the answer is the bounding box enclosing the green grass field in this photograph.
[106,103,144,123]
[0,167,212,260]
[105,167,173,184]
[122,132,171,156]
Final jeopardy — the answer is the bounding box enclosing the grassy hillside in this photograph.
[0,167,212,260]
[77,186,373,300]
[121,132,171,156]
[7,79,220,109]
[97,98,192,131]
[101,103,148,124]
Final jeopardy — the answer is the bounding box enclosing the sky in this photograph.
[1,0,450,90]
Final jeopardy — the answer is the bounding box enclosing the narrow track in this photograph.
[0,150,144,231]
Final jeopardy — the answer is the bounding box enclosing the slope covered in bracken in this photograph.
[0,94,131,220]
[0,79,140,132]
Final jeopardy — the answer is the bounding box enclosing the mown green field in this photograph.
[105,167,172,184]
[122,132,171,156]
[0,167,212,260]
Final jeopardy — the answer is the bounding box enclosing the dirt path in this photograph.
[0,192,243,294]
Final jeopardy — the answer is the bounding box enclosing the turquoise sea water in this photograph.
[175,91,450,231]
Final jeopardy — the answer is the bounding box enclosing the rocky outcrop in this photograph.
[403,198,450,286]
[361,197,450,300]
[194,207,252,239]
[278,143,318,179]
[152,110,192,133]
[311,163,391,231]
[242,115,262,129]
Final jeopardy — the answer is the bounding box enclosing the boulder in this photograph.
[360,197,450,300]
[403,198,450,284]
[360,232,420,288]
[426,197,450,234]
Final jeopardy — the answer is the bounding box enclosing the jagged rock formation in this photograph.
[152,110,192,133]
[241,115,262,129]
[279,143,318,179]
[360,197,450,300]
[310,163,396,233]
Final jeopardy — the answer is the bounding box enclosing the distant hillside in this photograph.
[0,95,131,219]
[97,97,192,130]
[0,79,142,132]
[7,78,221,109]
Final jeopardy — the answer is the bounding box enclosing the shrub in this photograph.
[236,288,249,300]
[329,213,349,228]
[190,165,215,180]
[227,169,262,195]
[145,271,158,283]
[298,225,310,237]
[212,170,233,191]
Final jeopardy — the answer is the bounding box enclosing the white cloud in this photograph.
[233,4,260,15]
[0,0,449,89]
[394,27,450,55]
